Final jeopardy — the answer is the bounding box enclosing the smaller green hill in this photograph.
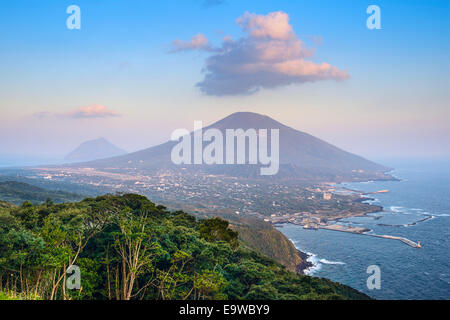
[0,181,83,205]
[231,217,303,272]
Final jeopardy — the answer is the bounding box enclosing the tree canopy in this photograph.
[0,194,369,300]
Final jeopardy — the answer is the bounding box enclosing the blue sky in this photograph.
[0,0,449,162]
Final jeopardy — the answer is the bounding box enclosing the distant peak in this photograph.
[65,138,127,162]
[210,111,289,130]
[89,137,107,143]
[224,111,271,120]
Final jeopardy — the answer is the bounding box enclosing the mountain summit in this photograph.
[76,112,391,182]
[65,138,127,163]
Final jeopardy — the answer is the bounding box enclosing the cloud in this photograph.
[33,105,120,119]
[170,34,212,52]
[236,11,295,40]
[66,105,120,118]
[172,11,350,96]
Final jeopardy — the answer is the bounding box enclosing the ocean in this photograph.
[277,159,450,300]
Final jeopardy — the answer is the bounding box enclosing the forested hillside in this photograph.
[0,194,369,300]
[0,181,83,205]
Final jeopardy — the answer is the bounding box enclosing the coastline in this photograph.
[290,181,390,275]
[289,170,424,278]
[295,249,314,275]
[292,173,394,275]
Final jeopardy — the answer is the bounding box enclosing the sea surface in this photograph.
[277,159,450,300]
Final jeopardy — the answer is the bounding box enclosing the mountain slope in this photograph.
[78,112,390,182]
[65,138,127,163]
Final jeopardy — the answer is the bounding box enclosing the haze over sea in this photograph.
[278,159,450,300]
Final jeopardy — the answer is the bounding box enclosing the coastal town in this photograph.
[16,166,422,248]
[24,166,381,218]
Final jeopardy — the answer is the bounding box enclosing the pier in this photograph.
[366,234,422,248]
[318,224,422,248]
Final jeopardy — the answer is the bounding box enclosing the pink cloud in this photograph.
[66,105,120,119]
[171,11,350,95]
[33,105,120,119]
[236,11,295,40]
[170,34,212,52]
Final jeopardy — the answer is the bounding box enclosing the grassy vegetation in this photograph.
[0,194,370,300]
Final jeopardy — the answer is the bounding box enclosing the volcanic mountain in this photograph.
[74,112,391,182]
[65,138,127,163]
